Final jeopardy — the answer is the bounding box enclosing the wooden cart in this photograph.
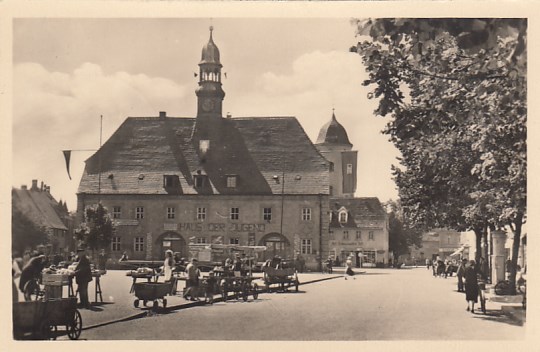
[13,297,82,340]
[263,267,299,292]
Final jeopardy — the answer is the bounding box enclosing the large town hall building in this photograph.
[77,27,388,268]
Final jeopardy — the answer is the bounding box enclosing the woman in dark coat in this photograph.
[464,260,479,313]
[74,248,93,308]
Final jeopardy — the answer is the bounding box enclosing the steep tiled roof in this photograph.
[12,188,68,231]
[329,197,386,229]
[78,116,329,196]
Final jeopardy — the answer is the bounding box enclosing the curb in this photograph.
[82,274,342,331]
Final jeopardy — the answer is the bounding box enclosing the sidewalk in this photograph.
[77,270,342,331]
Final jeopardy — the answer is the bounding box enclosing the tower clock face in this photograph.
[202,98,215,112]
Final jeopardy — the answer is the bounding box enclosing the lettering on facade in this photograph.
[177,223,266,232]
[114,219,139,226]
[163,223,178,231]
[330,241,364,246]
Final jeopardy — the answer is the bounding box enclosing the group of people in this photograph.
[11,246,95,309]
[426,258,458,278]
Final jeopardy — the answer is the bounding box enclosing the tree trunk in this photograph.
[482,224,490,281]
[474,227,482,262]
[508,212,523,295]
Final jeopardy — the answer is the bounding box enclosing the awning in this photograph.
[450,246,467,257]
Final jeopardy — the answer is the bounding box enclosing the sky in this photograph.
[12,18,400,211]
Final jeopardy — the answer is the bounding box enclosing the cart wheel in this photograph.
[152,300,159,311]
[67,310,82,340]
[295,280,299,292]
[163,298,167,308]
[221,287,228,301]
[253,284,259,300]
[134,299,140,308]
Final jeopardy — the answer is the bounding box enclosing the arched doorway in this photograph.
[258,233,291,261]
[155,232,187,260]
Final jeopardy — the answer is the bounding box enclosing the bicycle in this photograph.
[22,277,45,301]
[494,280,513,296]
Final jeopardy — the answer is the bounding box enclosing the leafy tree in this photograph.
[12,203,49,255]
[351,18,526,293]
[385,200,423,265]
[75,203,115,257]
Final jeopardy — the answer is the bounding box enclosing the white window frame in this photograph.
[134,237,144,252]
[230,207,239,220]
[263,207,272,221]
[136,206,144,219]
[111,236,121,252]
[302,208,312,221]
[227,175,237,188]
[112,206,121,219]
[167,207,175,219]
[343,231,349,240]
[339,211,348,223]
[197,207,206,220]
[196,237,208,244]
[346,163,353,174]
[301,239,312,255]
[356,230,361,240]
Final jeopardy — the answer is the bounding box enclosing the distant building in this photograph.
[328,197,389,267]
[404,228,462,264]
[77,28,330,269]
[12,179,74,255]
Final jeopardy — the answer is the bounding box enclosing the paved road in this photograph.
[80,267,525,340]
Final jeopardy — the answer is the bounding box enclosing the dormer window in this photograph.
[194,175,206,188]
[163,175,179,188]
[346,163,353,175]
[339,210,348,224]
[226,175,237,188]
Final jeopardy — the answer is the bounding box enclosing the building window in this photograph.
[329,186,333,196]
[230,207,239,220]
[302,208,312,221]
[343,231,349,240]
[301,239,312,254]
[197,207,206,220]
[339,211,348,224]
[112,206,121,219]
[111,236,121,252]
[196,237,208,244]
[194,175,206,188]
[226,175,237,188]
[167,207,175,219]
[329,162,334,172]
[364,250,376,264]
[346,163,353,174]
[356,230,361,240]
[229,237,239,245]
[163,175,179,188]
[369,231,374,240]
[136,207,144,219]
[263,208,272,221]
[134,237,144,252]
[199,140,210,154]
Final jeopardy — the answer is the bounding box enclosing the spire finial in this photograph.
[332,107,336,120]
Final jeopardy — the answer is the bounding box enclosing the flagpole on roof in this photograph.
[98,115,103,204]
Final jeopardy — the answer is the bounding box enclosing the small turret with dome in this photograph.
[196,26,225,118]
[316,110,352,146]
[315,109,357,198]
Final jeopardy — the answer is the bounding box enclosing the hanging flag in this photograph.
[62,150,72,180]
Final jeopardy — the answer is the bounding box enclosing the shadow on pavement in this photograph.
[472,307,525,327]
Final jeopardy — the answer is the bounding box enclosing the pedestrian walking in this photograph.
[464,260,479,313]
[119,251,129,261]
[163,249,175,282]
[456,258,467,292]
[183,258,200,301]
[344,256,355,280]
[74,247,92,309]
[426,258,431,270]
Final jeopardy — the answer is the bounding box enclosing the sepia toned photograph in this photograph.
[5,3,532,347]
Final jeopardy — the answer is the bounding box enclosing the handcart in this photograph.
[132,281,172,311]
[263,266,299,292]
[13,297,82,340]
[182,275,221,304]
[219,272,259,302]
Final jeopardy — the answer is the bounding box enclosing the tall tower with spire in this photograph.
[196,26,225,118]
[315,110,357,198]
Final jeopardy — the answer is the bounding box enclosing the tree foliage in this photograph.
[352,18,526,292]
[12,203,49,255]
[75,203,115,253]
[385,200,423,263]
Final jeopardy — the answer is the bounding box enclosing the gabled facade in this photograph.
[12,180,74,255]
